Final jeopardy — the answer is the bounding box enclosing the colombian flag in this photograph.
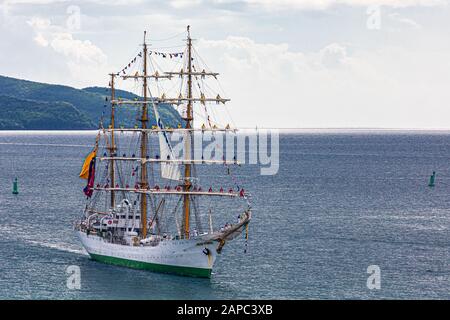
[79,149,97,179]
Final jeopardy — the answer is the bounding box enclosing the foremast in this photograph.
[183,26,193,239]
[109,73,116,208]
[108,32,150,239]
[140,31,149,239]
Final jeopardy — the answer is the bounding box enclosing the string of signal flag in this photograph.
[117,50,184,76]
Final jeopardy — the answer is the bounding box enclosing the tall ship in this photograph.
[75,27,252,278]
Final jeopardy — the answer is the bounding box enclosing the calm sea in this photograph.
[0,130,448,299]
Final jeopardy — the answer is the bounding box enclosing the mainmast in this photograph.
[183,25,193,239]
[140,31,149,239]
[109,73,116,208]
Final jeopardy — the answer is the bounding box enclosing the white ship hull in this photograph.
[77,231,218,278]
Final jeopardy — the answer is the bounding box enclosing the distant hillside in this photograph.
[0,75,183,130]
[82,86,183,129]
[0,95,93,130]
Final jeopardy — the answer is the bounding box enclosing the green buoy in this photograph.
[12,177,19,195]
[428,171,436,187]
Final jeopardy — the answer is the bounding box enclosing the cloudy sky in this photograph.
[1,0,450,128]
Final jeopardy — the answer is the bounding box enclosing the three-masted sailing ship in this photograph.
[75,27,251,278]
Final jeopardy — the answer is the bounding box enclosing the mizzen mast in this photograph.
[140,31,149,239]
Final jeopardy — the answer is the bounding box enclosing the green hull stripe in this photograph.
[89,253,212,278]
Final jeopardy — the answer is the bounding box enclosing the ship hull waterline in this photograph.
[77,231,217,278]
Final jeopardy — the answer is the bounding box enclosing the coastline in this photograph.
[2,128,450,135]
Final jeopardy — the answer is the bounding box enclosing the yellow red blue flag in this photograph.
[79,149,97,179]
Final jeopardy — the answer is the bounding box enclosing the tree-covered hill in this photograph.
[0,75,183,130]
[0,95,94,130]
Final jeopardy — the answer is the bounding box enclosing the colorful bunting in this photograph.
[148,50,183,58]
[117,50,184,76]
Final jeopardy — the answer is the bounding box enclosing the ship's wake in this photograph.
[26,240,88,256]
[0,224,87,256]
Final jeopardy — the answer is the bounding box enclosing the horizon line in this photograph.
[3,127,450,133]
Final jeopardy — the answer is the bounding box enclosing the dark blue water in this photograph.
[0,130,448,299]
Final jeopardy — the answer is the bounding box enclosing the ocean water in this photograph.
[0,130,448,300]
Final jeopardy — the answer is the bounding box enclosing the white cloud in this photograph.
[2,0,450,128]
[24,15,108,86]
[243,0,448,10]
[4,0,138,3]
[26,17,51,29]
[197,36,450,128]
[170,0,203,9]
[83,0,146,5]
[319,43,348,68]
[26,16,107,66]
[4,0,69,4]
[389,12,422,29]
[48,32,107,85]
[33,33,49,46]
[6,0,445,11]
[50,32,107,66]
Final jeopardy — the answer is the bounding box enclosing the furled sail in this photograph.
[152,103,181,181]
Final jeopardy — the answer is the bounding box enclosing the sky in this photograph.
[1,0,450,128]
